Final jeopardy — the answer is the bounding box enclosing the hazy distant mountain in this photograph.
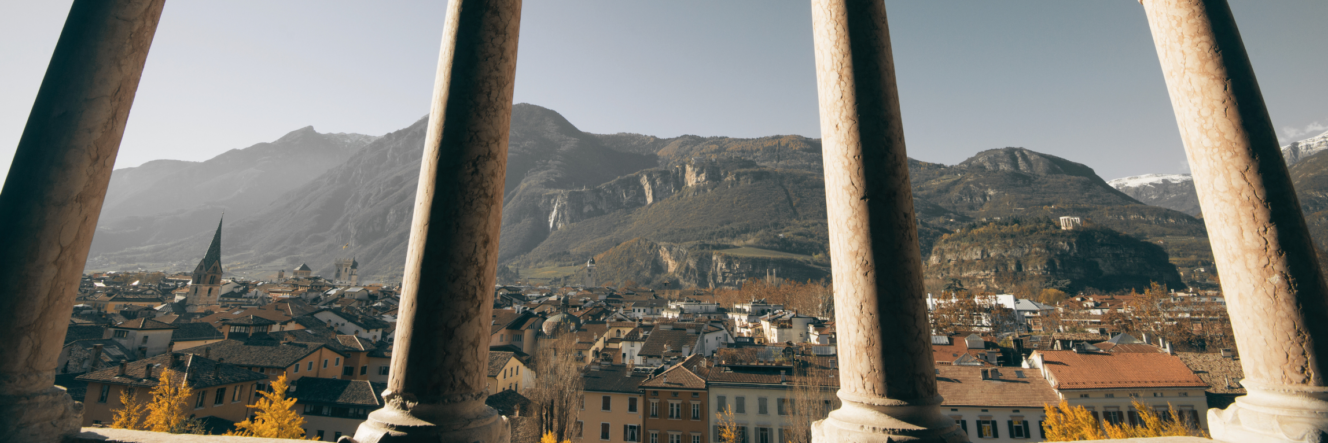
[1108,174,1200,217]
[90,105,1213,293]
[89,127,377,259]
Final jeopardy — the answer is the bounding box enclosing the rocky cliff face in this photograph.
[1283,130,1328,167]
[924,220,1183,294]
[587,238,828,289]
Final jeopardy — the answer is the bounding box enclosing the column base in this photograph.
[812,396,968,443]
[0,385,84,443]
[351,393,510,443]
[1209,380,1328,443]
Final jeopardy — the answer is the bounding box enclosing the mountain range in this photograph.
[91,104,1236,294]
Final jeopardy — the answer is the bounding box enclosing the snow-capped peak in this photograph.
[1108,173,1193,189]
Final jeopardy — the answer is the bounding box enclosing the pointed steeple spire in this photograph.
[194,217,223,276]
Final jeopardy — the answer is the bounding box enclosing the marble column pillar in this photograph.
[351,0,520,442]
[1142,0,1328,441]
[0,1,163,441]
[808,1,965,442]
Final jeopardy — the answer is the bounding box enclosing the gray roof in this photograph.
[489,351,516,377]
[639,329,697,357]
[583,364,650,393]
[65,325,106,344]
[171,322,224,342]
[181,339,339,369]
[76,352,266,389]
[291,377,385,407]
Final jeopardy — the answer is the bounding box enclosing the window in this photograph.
[308,361,314,371]
[344,366,355,376]
[142,336,149,344]
[1180,392,1189,397]
[758,427,770,443]
[215,387,226,405]
[335,432,342,441]
[758,397,768,415]
[692,392,699,398]
[650,399,659,417]
[316,430,324,440]
[692,402,700,420]
[977,419,999,438]
[1079,394,1090,398]
[735,396,746,414]
[603,395,612,411]
[1129,393,1140,398]
[576,421,584,438]
[777,398,788,416]
[716,395,727,413]
[1015,370,1025,378]
[114,330,128,338]
[1103,407,1123,425]
[323,359,328,369]
[1008,419,1030,439]
[98,385,110,403]
[361,366,368,375]
[952,416,967,434]
[233,385,242,402]
[669,401,682,419]
[629,397,638,413]
[294,363,300,373]
[196,392,206,408]
[625,424,640,442]
[1153,392,1163,397]
[335,357,341,366]
[580,395,585,410]
[669,433,682,443]
[601,423,611,440]
[1104,393,1114,398]
[650,431,659,443]
[692,434,701,443]
[379,366,390,376]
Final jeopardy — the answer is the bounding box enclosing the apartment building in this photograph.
[1030,349,1210,431]
[579,364,649,443]
[936,365,1058,441]
[641,356,710,443]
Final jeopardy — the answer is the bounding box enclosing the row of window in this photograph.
[1077,391,1191,398]
[601,395,639,413]
[647,400,701,420]
[302,404,372,419]
[713,396,798,416]
[292,357,341,373]
[712,425,799,443]
[954,418,1034,439]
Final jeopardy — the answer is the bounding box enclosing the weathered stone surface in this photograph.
[1143,0,1328,441]
[808,0,965,441]
[0,1,163,441]
[352,0,520,442]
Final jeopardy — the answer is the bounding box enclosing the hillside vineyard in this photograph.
[1,1,1327,443]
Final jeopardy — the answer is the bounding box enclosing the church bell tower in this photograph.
[185,218,224,313]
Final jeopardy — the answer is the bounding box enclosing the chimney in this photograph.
[1221,348,1234,359]
[981,369,990,380]
[204,347,211,359]
[989,369,1001,379]
[118,361,127,377]
[145,364,156,380]
[91,344,104,371]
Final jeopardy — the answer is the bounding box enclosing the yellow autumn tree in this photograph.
[230,374,306,439]
[110,388,148,430]
[716,407,739,443]
[1102,401,1206,439]
[1042,401,1105,441]
[540,431,572,443]
[143,369,195,433]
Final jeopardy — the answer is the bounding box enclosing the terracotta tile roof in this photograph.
[937,366,1058,408]
[1105,344,1163,354]
[65,325,106,344]
[641,360,706,390]
[1176,352,1245,394]
[1038,350,1208,390]
[180,339,335,369]
[639,329,697,357]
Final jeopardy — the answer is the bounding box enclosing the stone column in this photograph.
[0,1,163,441]
[351,0,520,442]
[809,1,965,442]
[1142,0,1328,441]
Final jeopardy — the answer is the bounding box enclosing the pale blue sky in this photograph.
[1,1,1325,182]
